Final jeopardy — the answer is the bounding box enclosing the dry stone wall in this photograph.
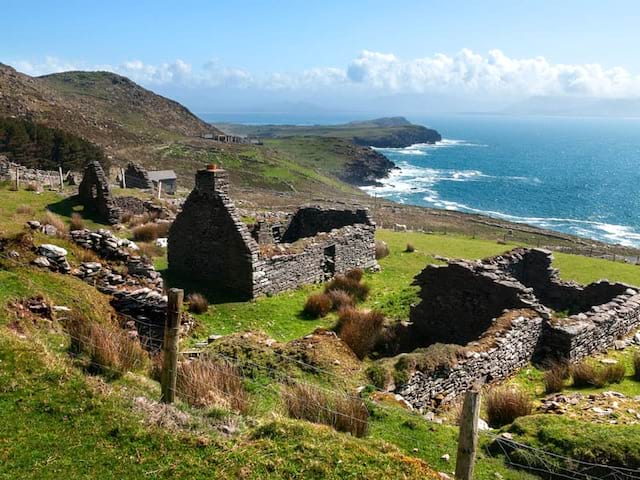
[398,248,640,409]
[399,313,544,410]
[78,161,121,224]
[169,168,378,298]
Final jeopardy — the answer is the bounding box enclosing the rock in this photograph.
[32,256,51,268]
[26,220,41,229]
[478,418,490,431]
[155,238,168,248]
[38,244,68,258]
[42,224,58,236]
[437,473,452,480]
[440,453,450,462]
[613,340,626,350]
[600,358,618,365]
[8,250,19,258]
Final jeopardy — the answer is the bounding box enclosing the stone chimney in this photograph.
[195,165,229,196]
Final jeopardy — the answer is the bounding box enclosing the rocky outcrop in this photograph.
[341,146,396,186]
[352,124,442,148]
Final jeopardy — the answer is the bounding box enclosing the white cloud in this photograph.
[12,49,640,98]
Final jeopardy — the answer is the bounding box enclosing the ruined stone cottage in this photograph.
[393,248,640,409]
[168,167,378,298]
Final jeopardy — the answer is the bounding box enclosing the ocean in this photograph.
[201,113,640,247]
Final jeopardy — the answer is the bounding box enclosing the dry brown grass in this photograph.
[303,293,333,318]
[15,204,33,215]
[282,383,368,437]
[41,211,67,235]
[404,243,415,253]
[66,312,148,378]
[335,307,385,359]
[132,223,161,242]
[374,239,390,260]
[572,361,626,388]
[187,293,209,314]
[634,352,640,381]
[70,212,85,231]
[25,182,38,192]
[485,387,533,428]
[325,274,370,302]
[344,268,364,283]
[176,358,247,412]
[326,289,354,311]
[136,242,164,260]
[75,248,100,264]
[543,362,570,394]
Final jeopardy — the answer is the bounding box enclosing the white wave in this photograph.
[374,138,489,156]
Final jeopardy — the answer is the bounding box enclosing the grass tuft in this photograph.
[303,293,333,318]
[572,361,626,388]
[187,292,209,314]
[41,211,67,235]
[325,274,370,302]
[543,362,570,394]
[335,307,385,359]
[485,387,533,428]
[404,243,415,253]
[282,383,368,437]
[374,239,390,259]
[70,212,85,231]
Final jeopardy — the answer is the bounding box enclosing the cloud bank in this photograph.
[14,49,640,99]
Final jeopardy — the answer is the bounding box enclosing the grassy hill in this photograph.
[216,116,442,147]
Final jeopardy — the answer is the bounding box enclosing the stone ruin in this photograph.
[168,167,378,298]
[78,161,169,224]
[392,248,640,410]
[123,162,152,189]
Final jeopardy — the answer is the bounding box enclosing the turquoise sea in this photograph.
[202,113,640,247]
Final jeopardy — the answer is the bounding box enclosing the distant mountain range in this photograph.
[500,96,640,118]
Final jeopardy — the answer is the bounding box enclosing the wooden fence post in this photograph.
[58,166,64,191]
[455,389,481,480]
[14,166,20,190]
[161,288,183,404]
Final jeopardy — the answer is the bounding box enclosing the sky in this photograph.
[3,0,640,115]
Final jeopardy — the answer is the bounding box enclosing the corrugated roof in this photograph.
[148,170,177,181]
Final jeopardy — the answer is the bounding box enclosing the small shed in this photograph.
[148,170,177,195]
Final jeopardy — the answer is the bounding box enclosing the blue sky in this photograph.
[3,0,640,114]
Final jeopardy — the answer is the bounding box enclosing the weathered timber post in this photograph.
[161,288,183,404]
[157,181,162,200]
[14,166,20,190]
[58,166,64,191]
[455,389,481,480]
[121,167,126,188]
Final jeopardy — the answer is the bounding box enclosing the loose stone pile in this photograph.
[33,244,71,273]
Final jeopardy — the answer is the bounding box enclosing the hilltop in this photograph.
[216,116,442,148]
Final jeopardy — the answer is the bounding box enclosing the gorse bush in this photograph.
[70,212,85,231]
[303,293,333,318]
[485,387,533,428]
[66,312,148,379]
[282,383,368,437]
[335,307,385,359]
[374,240,390,260]
[325,274,370,302]
[187,292,209,314]
[176,358,247,412]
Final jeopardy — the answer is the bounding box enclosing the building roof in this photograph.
[148,170,177,181]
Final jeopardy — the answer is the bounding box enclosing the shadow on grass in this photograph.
[46,195,107,226]
[159,268,251,305]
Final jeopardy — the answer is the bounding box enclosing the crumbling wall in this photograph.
[78,161,121,224]
[281,206,373,243]
[398,312,544,410]
[124,162,152,189]
[252,225,378,297]
[168,168,255,297]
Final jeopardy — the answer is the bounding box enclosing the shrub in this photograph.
[154,221,171,238]
[41,211,67,235]
[66,313,148,379]
[326,289,354,311]
[404,243,415,253]
[69,212,85,231]
[187,292,209,314]
[132,223,161,242]
[15,204,33,215]
[374,240,390,260]
[344,268,364,283]
[335,307,385,359]
[485,387,533,428]
[303,293,333,318]
[176,358,247,412]
[282,383,368,437]
[325,274,370,302]
[543,362,570,394]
